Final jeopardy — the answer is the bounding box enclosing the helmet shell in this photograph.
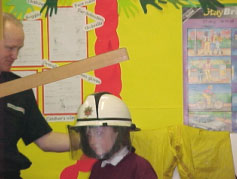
[75,92,138,130]
[68,92,139,160]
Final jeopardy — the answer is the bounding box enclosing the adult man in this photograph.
[0,13,69,179]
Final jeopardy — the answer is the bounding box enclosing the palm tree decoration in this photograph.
[40,0,58,17]
[1,0,225,19]
[138,0,224,14]
[39,0,224,17]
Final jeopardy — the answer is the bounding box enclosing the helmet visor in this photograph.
[85,126,118,159]
[67,125,82,160]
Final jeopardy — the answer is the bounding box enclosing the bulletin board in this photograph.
[8,4,90,122]
[2,0,237,178]
[183,6,237,132]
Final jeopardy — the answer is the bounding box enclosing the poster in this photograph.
[183,6,237,132]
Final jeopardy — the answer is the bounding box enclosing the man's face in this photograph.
[86,126,118,158]
[0,21,24,72]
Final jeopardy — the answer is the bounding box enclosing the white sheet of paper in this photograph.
[12,70,37,97]
[48,7,87,62]
[13,20,43,66]
[43,74,82,114]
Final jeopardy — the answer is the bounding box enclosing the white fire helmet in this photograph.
[68,92,139,160]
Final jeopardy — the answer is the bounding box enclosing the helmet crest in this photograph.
[84,106,93,117]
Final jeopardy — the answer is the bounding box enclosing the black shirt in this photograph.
[0,72,52,176]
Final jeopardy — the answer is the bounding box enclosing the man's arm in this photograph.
[34,131,70,152]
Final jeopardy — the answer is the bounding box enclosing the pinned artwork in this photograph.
[183,6,237,132]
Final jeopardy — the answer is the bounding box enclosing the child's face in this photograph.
[86,126,118,158]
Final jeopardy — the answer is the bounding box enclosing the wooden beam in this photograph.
[0,48,129,98]
[0,0,3,41]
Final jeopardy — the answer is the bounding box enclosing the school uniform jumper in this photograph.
[89,150,158,179]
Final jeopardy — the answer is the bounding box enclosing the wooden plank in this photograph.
[0,0,3,40]
[0,48,129,98]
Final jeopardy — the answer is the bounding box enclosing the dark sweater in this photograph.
[89,151,158,179]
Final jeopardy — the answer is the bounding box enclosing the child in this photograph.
[68,92,158,179]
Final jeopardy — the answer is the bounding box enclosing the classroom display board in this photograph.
[4,2,96,122]
[2,0,237,178]
[183,6,237,132]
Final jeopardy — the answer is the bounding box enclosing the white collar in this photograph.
[101,147,129,167]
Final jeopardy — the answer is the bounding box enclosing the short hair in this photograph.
[3,13,23,28]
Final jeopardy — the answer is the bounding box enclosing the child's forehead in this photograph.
[86,126,114,132]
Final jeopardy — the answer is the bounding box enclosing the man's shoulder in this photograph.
[2,71,21,81]
[1,72,33,97]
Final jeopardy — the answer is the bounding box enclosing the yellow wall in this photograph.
[119,3,183,129]
[3,0,235,178]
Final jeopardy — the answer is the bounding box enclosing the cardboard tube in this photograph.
[0,48,129,98]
